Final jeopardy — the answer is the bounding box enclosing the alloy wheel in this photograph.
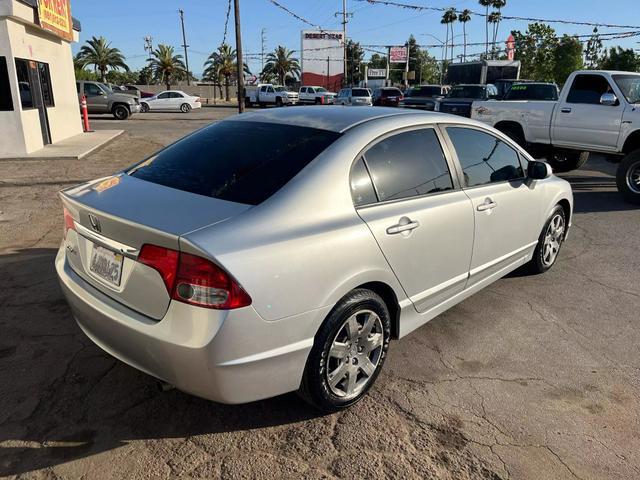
[326,310,384,400]
[626,161,640,194]
[542,213,565,267]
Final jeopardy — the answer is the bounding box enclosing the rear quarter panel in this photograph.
[472,100,556,144]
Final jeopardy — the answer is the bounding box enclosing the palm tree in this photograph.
[203,43,237,101]
[76,36,128,82]
[440,13,450,66]
[478,0,493,56]
[442,8,458,62]
[261,46,300,86]
[458,9,472,62]
[491,0,507,57]
[488,11,503,59]
[147,44,186,90]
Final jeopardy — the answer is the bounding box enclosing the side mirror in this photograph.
[528,160,552,180]
[600,92,618,106]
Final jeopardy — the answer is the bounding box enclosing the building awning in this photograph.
[17,0,81,31]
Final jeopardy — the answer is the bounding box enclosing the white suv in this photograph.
[335,87,373,106]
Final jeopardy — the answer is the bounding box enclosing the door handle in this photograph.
[477,198,498,212]
[386,218,420,235]
[560,107,572,113]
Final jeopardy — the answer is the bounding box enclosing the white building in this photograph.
[0,0,82,157]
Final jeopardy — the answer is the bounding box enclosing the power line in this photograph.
[222,0,232,45]
[355,0,640,30]
[265,0,325,30]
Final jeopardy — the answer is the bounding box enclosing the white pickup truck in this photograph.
[298,86,336,104]
[244,84,298,107]
[471,70,640,204]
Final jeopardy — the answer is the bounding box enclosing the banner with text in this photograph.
[37,0,73,41]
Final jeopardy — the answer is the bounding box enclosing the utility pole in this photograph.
[178,9,190,86]
[143,35,153,88]
[326,56,330,90]
[233,0,244,113]
[335,0,352,86]
[260,28,266,81]
[404,41,409,89]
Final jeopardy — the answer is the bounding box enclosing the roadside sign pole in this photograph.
[234,0,245,113]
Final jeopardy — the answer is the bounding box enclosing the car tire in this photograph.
[112,105,130,120]
[547,150,590,173]
[314,97,321,105]
[180,103,192,113]
[276,97,283,107]
[298,288,391,412]
[616,149,640,205]
[140,102,149,113]
[245,97,252,108]
[527,205,566,274]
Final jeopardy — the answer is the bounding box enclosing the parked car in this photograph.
[372,87,404,107]
[56,106,573,411]
[76,80,141,120]
[437,84,499,117]
[123,85,154,98]
[245,84,298,107]
[398,85,446,111]
[140,91,201,113]
[471,70,640,203]
[502,82,560,101]
[335,87,373,106]
[299,86,336,104]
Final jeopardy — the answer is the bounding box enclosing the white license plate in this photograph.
[89,245,123,287]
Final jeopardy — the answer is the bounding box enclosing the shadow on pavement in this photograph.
[0,248,323,477]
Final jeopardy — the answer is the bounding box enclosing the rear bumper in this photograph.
[130,104,141,114]
[55,245,328,404]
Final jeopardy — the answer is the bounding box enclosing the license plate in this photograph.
[89,245,123,287]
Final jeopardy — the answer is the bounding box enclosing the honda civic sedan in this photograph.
[56,107,572,411]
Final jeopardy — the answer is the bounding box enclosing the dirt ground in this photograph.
[1,107,639,479]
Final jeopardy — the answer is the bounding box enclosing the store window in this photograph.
[14,59,55,109]
[15,59,33,109]
[38,63,54,107]
[0,57,13,111]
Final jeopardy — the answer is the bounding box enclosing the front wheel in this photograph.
[112,105,130,120]
[140,102,149,113]
[527,205,566,274]
[180,103,192,113]
[616,150,640,205]
[547,150,590,173]
[299,289,391,412]
[275,97,283,107]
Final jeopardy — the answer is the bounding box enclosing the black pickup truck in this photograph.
[437,84,499,117]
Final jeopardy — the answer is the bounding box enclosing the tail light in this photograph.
[138,244,251,310]
[63,207,76,239]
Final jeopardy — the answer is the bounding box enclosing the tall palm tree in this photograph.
[478,0,493,56]
[440,13,450,66]
[491,0,507,58]
[458,9,472,62]
[442,8,458,62]
[147,44,186,90]
[203,43,236,101]
[261,46,300,86]
[76,36,128,82]
[488,11,503,58]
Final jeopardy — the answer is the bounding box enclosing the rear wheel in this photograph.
[546,150,590,173]
[276,97,283,107]
[180,103,192,113]
[244,97,252,108]
[299,289,391,412]
[616,149,640,205]
[140,102,149,113]
[112,104,130,120]
[527,205,566,274]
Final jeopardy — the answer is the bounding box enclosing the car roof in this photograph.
[225,105,463,133]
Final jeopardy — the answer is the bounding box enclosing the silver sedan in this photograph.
[56,107,573,411]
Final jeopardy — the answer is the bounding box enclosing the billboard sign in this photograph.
[301,30,344,91]
[390,46,408,63]
[368,68,386,78]
[37,0,73,41]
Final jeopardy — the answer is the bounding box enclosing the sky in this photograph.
[69,0,640,76]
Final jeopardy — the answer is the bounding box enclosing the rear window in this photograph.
[128,121,341,205]
[352,89,370,97]
[381,89,402,97]
[504,84,558,101]
[409,86,441,97]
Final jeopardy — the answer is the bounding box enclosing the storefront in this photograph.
[0,0,82,157]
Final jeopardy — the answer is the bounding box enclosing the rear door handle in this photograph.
[386,218,420,235]
[560,107,572,113]
[477,198,498,212]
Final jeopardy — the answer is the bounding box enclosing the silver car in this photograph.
[335,87,373,106]
[56,107,573,411]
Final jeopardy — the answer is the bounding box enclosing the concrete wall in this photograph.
[0,0,82,157]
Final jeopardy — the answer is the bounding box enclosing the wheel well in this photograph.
[622,130,640,154]
[557,199,571,230]
[494,120,524,137]
[111,102,130,112]
[357,281,401,339]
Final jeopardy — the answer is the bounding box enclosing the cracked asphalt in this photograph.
[1,107,639,479]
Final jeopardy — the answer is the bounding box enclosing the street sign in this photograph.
[368,68,386,78]
[390,46,408,63]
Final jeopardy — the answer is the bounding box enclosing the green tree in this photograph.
[584,27,604,69]
[76,36,129,82]
[478,0,493,55]
[346,39,365,85]
[491,0,507,58]
[106,70,140,85]
[553,35,583,84]
[147,44,186,90]
[261,46,300,86]
[441,8,457,62]
[203,43,237,101]
[368,53,387,69]
[512,23,558,81]
[138,66,153,85]
[600,47,640,72]
[458,9,472,62]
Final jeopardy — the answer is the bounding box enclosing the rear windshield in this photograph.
[448,86,484,98]
[504,84,558,101]
[381,89,402,97]
[352,89,370,97]
[408,86,441,97]
[128,121,341,205]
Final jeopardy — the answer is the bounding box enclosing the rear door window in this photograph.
[363,128,454,202]
[128,121,341,205]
